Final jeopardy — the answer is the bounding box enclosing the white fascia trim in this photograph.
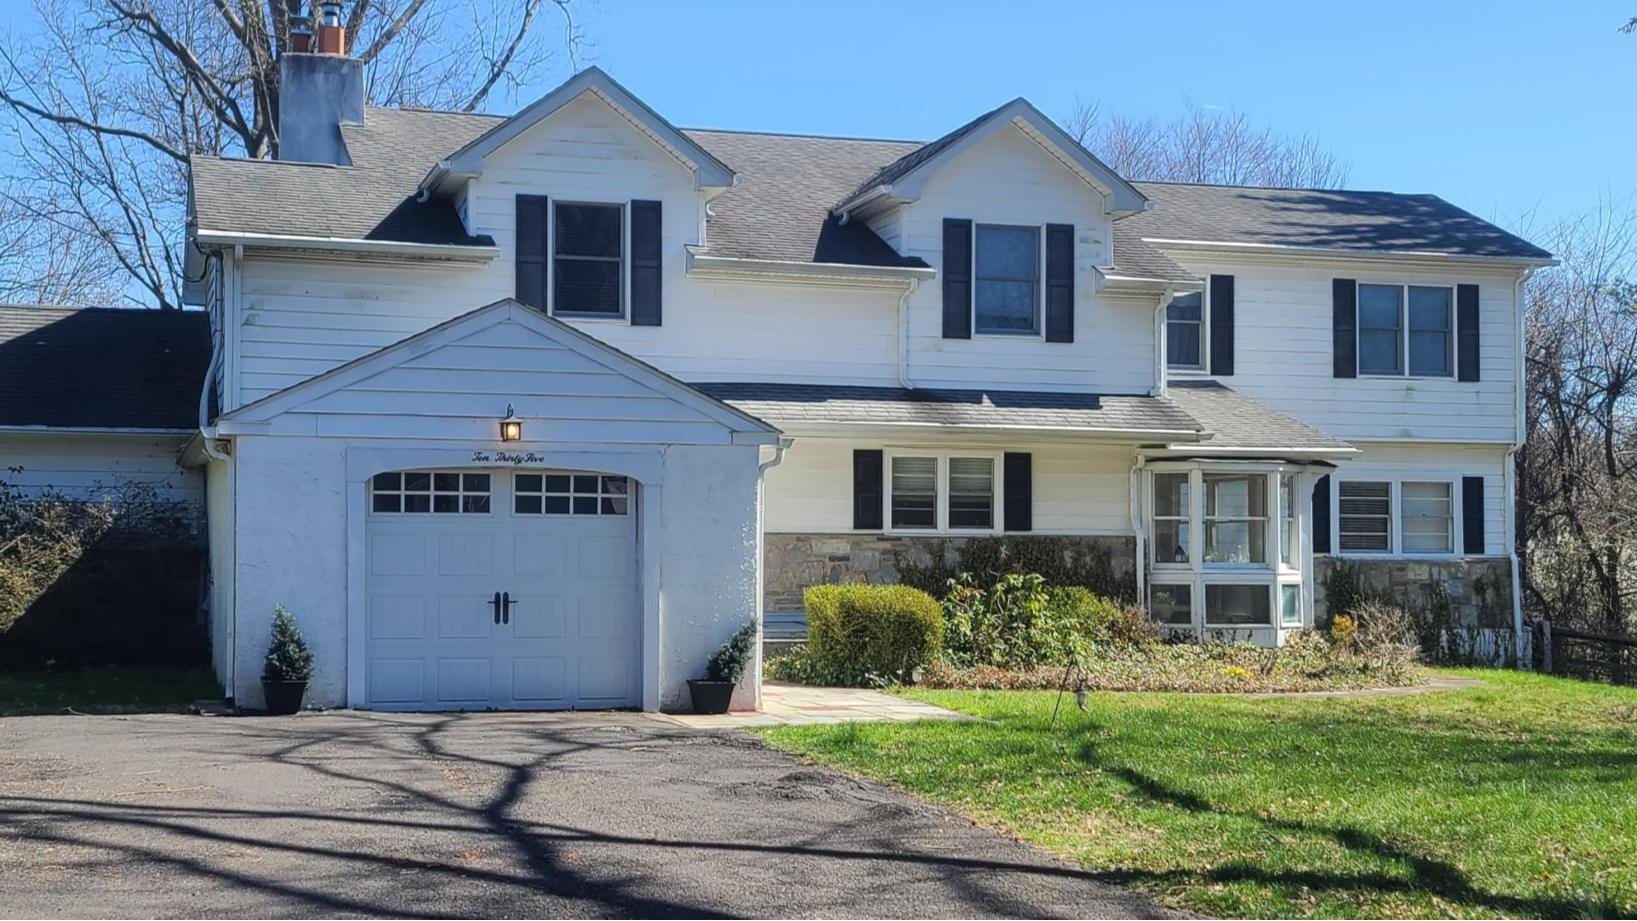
[0,425,193,437]
[1097,271,1204,295]
[770,419,1204,442]
[833,185,900,218]
[1142,237,1559,269]
[1144,445,1360,458]
[194,229,500,262]
[685,248,936,286]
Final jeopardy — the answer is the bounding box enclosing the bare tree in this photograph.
[0,0,580,308]
[1066,98,1350,189]
[1519,201,1637,634]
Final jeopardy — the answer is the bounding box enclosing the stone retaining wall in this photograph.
[764,532,1137,613]
[1313,556,1514,625]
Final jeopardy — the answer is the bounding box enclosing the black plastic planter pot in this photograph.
[687,679,735,715]
[262,680,307,715]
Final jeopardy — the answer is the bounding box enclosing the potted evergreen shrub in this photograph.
[261,605,314,715]
[688,622,756,714]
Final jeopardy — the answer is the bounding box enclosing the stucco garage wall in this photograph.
[226,435,762,712]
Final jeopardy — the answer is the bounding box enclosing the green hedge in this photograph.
[805,583,944,681]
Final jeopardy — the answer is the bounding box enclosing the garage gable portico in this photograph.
[207,299,780,713]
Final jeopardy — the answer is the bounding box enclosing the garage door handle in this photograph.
[502,591,515,625]
[490,591,502,625]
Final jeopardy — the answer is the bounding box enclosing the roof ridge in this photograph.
[681,126,925,145]
[1134,178,1438,198]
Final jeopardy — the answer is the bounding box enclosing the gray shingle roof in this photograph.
[190,102,1550,268]
[1161,380,1354,453]
[680,130,927,266]
[693,383,1202,435]
[836,104,1003,207]
[695,379,1353,454]
[1107,221,1194,283]
[0,305,210,430]
[1126,182,1552,260]
[192,107,501,245]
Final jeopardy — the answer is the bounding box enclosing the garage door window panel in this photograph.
[372,470,491,514]
[515,472,630,516]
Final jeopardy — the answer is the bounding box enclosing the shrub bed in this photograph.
[0,483,205,668]
[800,583,943,683]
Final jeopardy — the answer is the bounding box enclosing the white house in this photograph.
[0,24,1554,712]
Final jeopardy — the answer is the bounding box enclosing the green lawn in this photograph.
[760,670,1637,919]
[0,665,220,717]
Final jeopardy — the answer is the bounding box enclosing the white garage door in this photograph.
[364,469,640,710]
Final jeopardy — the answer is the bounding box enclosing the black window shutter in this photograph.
[515,195,549,310]
[942,219,972,339]
[1332,279,1357,379]
[1462,476,1486,554]
[1003,452,1032,532]
[1312,475,1332,554]
[1209,274,1235,376]
[853,450,884,530]
[1457,283,1480,382]
[1044,224,1074,343]
[629,200,663,326]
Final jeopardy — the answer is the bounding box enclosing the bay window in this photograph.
[1145,463,1311,634]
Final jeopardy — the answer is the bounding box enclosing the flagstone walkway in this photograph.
[652,681,974,729]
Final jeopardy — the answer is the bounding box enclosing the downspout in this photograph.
[752,436,794,709]
[1507,266,1537,666]
[198,263,234,697]
[897,278,921,389]
[1152,285,1176,396]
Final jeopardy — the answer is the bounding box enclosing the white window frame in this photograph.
[883,448,1004,535]
[1164,287,1209,373]
[512,471,632,518]
[548,199,630,322]
[971,222,1046,339]
[1356,282,1456,380]
[1330,477,1463,559]
[368,469,493,516]
[1201,471,1271,568]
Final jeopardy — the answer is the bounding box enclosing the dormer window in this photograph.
[973,224,1041,335]
[553,202,625,317]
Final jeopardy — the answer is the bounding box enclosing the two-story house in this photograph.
[0,27,1553,712]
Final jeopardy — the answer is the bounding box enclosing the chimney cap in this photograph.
[320,0,343,25]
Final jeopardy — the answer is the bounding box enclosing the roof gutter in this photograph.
[685,248,936,285]
[193,229,499,262]
[1142,237,1560,269]
[0,425,194,436]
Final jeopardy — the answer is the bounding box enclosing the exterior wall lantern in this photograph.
[499,404,523,442]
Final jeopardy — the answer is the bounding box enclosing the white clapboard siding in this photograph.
[232,95,1160,412]
[1167,256,1521,444]
[0,433,201,502]
[764,436,1134,535]
[893,123,1155,394]
[264,316,738,446]
[1328,442,1509,557]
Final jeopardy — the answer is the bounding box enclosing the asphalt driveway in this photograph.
[0,710,1171,919]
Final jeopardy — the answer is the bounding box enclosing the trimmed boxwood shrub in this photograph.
[804,584,943,681]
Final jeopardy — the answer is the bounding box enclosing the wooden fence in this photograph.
[1535,622,1637,687]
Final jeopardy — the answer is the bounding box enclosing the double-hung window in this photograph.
[1165,291,1205,370]
[973,224,1041,335]
[1203,473,1267,565]
[888,453,997,532]
[554,202,624,317]
[1358,283,1454,377]
[1337,481,1392,552]
[1401,481,1454,553]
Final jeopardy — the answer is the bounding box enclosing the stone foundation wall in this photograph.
[1313,556,1514,626]
[763,533,1137,613]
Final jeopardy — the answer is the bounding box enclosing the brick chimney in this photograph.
[316,1,346,55]
[278,2,363,165]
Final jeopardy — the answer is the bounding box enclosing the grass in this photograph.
[759,669,1637,919]
[0,665,220,717]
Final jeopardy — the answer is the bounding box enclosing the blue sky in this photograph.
[538,1,1635,234]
